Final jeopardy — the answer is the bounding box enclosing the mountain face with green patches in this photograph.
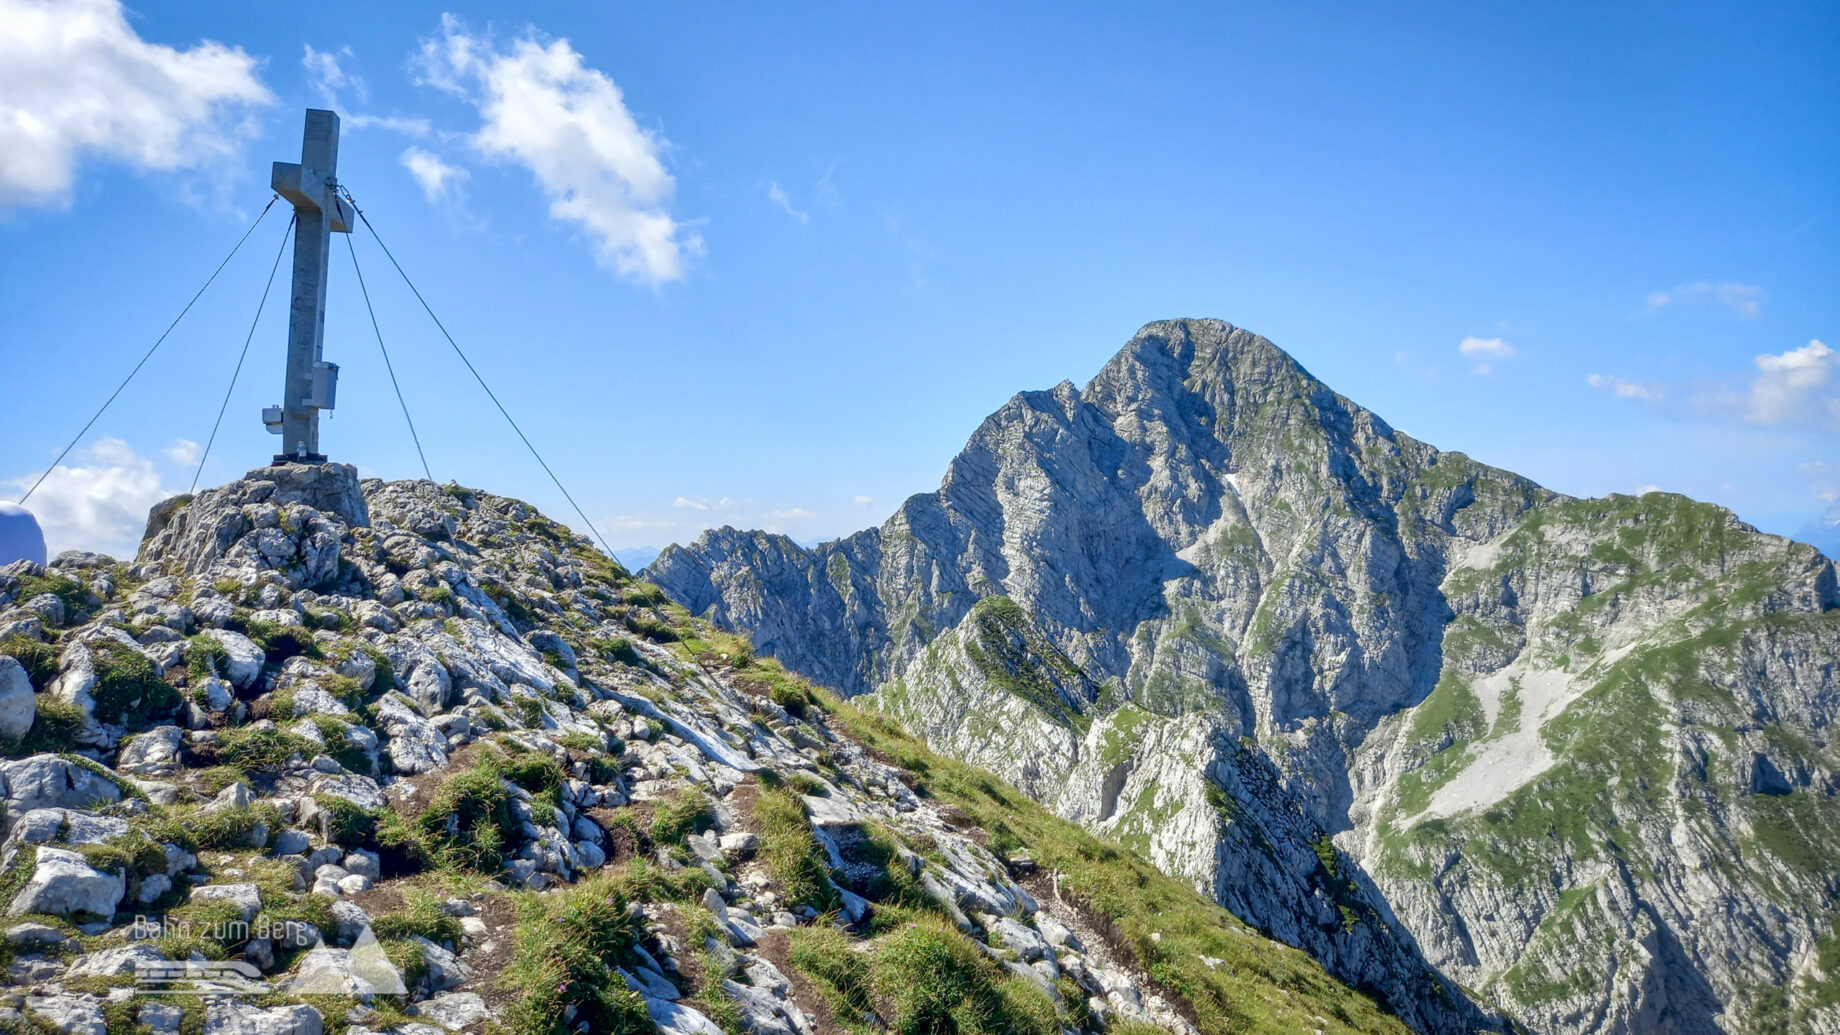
[650,319,1840,1034]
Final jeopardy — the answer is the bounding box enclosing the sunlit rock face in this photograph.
[654,318,1840,1035]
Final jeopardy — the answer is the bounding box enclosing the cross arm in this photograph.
[271,162,354,233]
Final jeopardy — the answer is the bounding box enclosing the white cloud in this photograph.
[1748,340,1837,427]
[853,495,874,507]
[164,439,201,465]
[1458,336,1517,359]
[1458,336,1516,375]
[303,44,366,106]
[1647,281,1762,317]
[400,147,469,203]
[8,438,172,560]
[768,182,808,223]
[415,15,699,284]
[0,0,272,208]
[769,508,816,521]
[1587,374,1665,402]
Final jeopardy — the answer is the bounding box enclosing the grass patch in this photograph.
[0,635,58,686]
[649,787,711,847]
[88,643,180,726]
[751,775,841,913]
[497,869,654,1035]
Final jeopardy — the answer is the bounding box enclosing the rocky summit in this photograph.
[0,461,1428,1035]
[651,319,1840,1035]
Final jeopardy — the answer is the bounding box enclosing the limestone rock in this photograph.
[202,1001,323,1035]
[652,318,1840,1035]
[7,846,124,917]
[0,655,34,741]
[25,994,105,1035]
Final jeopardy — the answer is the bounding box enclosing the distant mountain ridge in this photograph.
[652,319,1840,1034]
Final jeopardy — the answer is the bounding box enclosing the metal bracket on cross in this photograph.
[265,108,355,465]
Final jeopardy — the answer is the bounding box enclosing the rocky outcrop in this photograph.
[0,466,1401,1035]
[652,319,1840,1034]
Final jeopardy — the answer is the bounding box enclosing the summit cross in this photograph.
[265,108,356,464]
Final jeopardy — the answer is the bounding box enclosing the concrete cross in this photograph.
[266,108,356,463]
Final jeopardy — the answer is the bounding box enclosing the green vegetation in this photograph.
[216,726,315,776]
[751,774,841,913]
[4,695,89,756]
[786,925,876,1030]
[874,915,1058,1035]
[960,596,1091,731]
[805,686,1411,1033]
[371,887,464,946]
[649,787,712,847]
[15,573,87,615]
[0,635,58,686]
[88,642,179,726]
[185,635,229,683]
[498,869,654,1035]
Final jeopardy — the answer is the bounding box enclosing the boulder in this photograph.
[139,1003,184,1035]
[25,994,105,1035]
[409,993,490,1031]
[64,943,167,978]
[0,755,123,830]
[189,882,263,923]
[645,998,726,1035]
[202,1001,323,1035]
[7,846,124,917]
[201,630,264,690]
[0,656,35,741]
[1,808,129,861]
[5,920,72,950]
[118,726,185,776]
[411,934,473,992]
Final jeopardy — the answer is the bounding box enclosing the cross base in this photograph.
[272,454,329,466]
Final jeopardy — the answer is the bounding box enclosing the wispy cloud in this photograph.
[400,147,469,203]
[303,44,429,137]
[164,438,201,466]
[767,181,808,223]
[1587,374,1664,402]
[303,44,367,106]
[1647,281,1763,317]
[1458,336,1516,375]
[0,0,271,208]
[415,15,700,284]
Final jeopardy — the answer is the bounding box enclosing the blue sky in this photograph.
[1,1,1835,561]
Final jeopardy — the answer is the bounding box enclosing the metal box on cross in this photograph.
[267,108,356,464]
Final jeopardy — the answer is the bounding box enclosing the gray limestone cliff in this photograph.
[650,319,1840,1035]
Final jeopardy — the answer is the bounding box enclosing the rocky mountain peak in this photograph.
[651,320,1840,1034]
